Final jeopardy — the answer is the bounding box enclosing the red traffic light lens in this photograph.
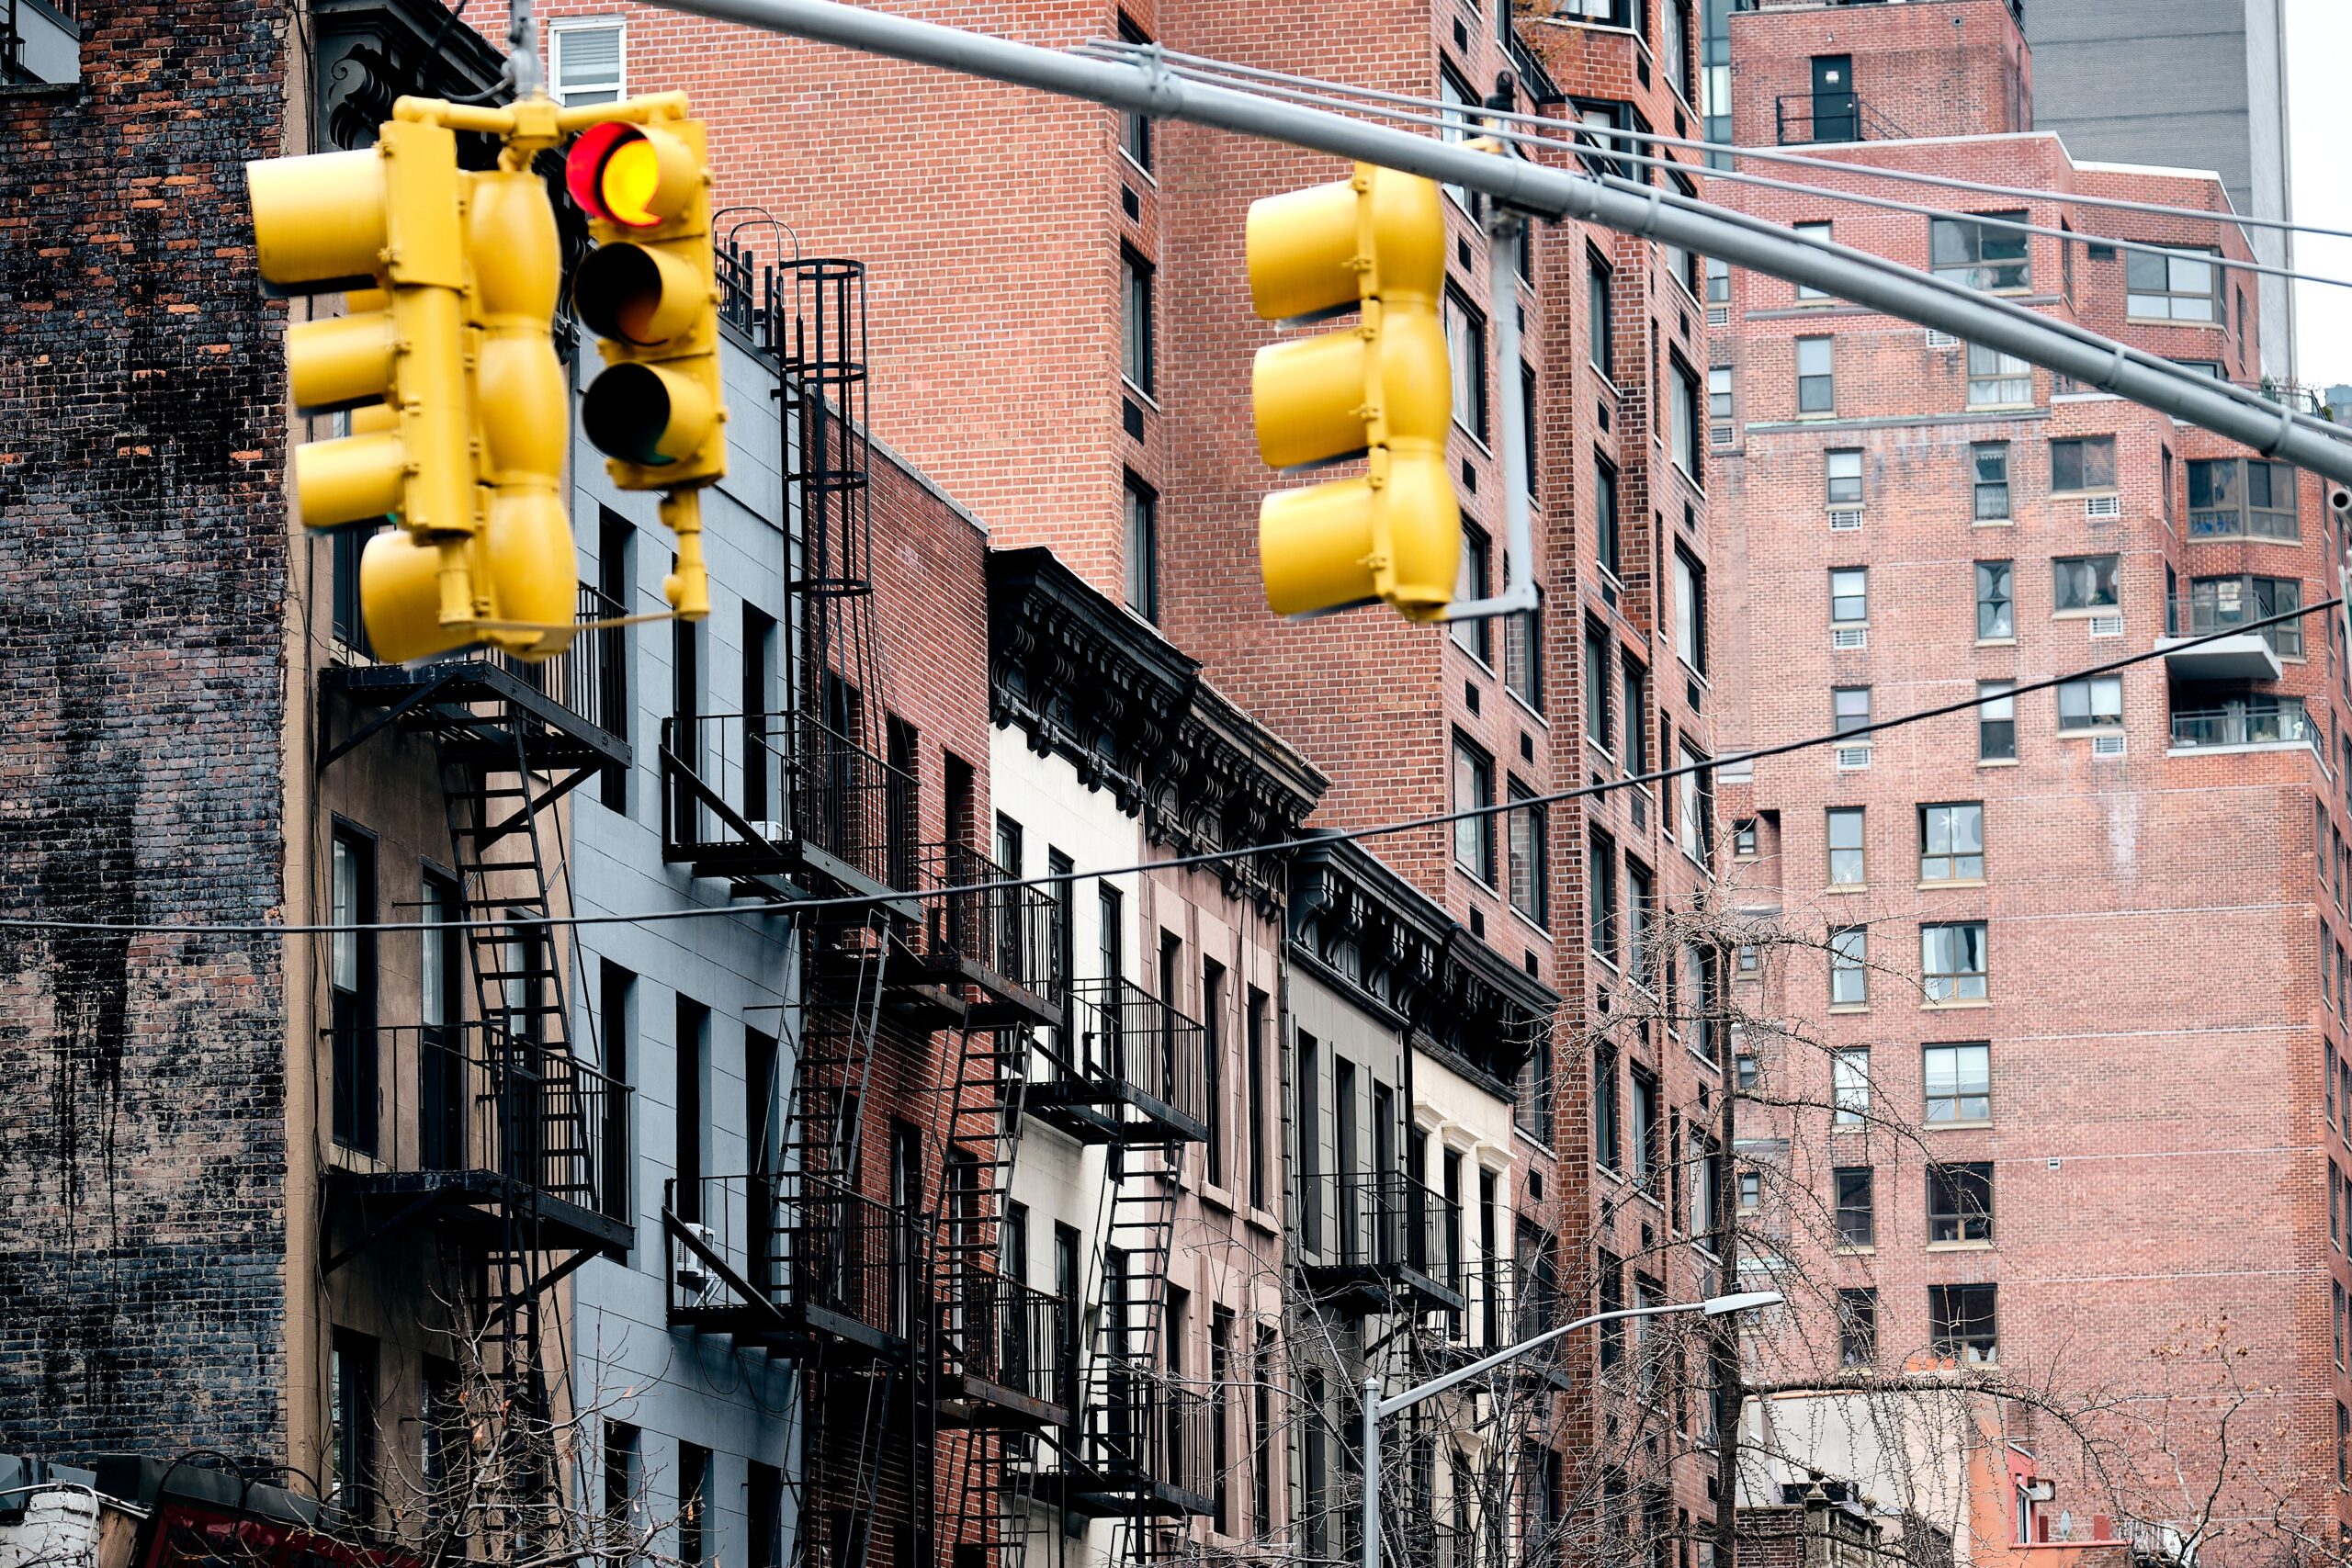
[566,123,691,230]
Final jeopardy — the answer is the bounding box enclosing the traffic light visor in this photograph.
[1246,165,1447,322]
[247,149,389,293]
[567,122,696,230]
[582,361,718,467]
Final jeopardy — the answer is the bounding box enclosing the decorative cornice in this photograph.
[311,0,505,159]
[1288,835,1559,1084]
[986,547,1328,915]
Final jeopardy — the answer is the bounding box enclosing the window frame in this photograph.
[1965,342,2032,409]
[1929,1282,1998,1364]
[548,17,627,105]
[1124,472,1159,625]
[1826,807,1865,886]
[1923,1042,1991,1123]
[1825,448,1863,507]
[1929,211,2030,293]
[1973,441,2011,522]
[1794,334,1834,413]
[2188,457,2301,541]
[2126,246,2221,322]
[1445,287,1491,443]
[1829,566,1868,627]
[2052,553,2121,615]
[1833,1166,1874,1247]
[1121,245,1156,399]
[1832,684,1871,738]
[2050,436,2118,497]
[1831,1046,1870,1127]
[1921,920,1990,1003]
[1918,802,1985,883]
[1978,680,2018,761]
[1927,1161,1995,1244]
[1509,783,1549,929]
[1975,559,2015,641]
[1588,250,1617,380]
[1828,925,1867,1007]
[1452,732,1497,885]
[2055,674,2124,732]
[1793,222,1834,301]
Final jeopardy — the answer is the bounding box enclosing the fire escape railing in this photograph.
[659,711,915,891]
[666,1171,923,1347]
[938,1269,1065,1409]
[1087,1361,1216,1500]
[1774,91,1912,145]
[1059,976,1209,1130]
[915,840,1062,998]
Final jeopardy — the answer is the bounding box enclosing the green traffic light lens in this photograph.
[582,363,680,467]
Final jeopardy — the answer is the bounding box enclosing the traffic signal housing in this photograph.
[567,116,724,617]
[1247,164,1460,621]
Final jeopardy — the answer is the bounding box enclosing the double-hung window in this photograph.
[1454,525,1492,662]
[1831,1047,1870,1126]
[2052,554,2120,614]
[1976,560,2014,640]
[1834,1168,1874,1247]
[1966,343,2031,408]
[1928,1162,1994,1244]
[1973,442,2011,521]
[548,20,625,104]
[2051,436,2116,494]
[1832,685,1871,737]
[1674,548,1707,674]
[1930,212,2030,291]
[1978,681,2017,761]
[2127,248,2219,321]
[1923,1043,1991,1122]
[1671,357,1702,481]
[1828,926,1867,1006]
[1919,803,1984,882]
[1453,735,1496,883]
[1509,785,1548,927]
[1795,336,1834,412]
[1122,248,1155,397]
[2055,674,2123,731]
[1588,830,1619,968]
[1922,921,1989,1002]
[1445,290,1488,441]
[1584,623,1612,754]
[1826,449,1862,507]
[1826,807,1865,886]
[1794,222,1834,300]
[1595,457,1622,580]
[1709,366,1734,443]
[1589,252,1616,378]
[1829,568,1867,626]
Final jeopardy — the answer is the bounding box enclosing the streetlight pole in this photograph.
[1357,1290,1783,1568]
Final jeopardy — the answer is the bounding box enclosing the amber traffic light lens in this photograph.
[565,123,694,231]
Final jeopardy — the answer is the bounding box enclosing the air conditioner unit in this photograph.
[2089,614,2124,638]
[2092,734,2126,758]
[1835,745,1871,770]
[1827,508,1863,532]
[1925,329,1959,349]
[674,1224,718,1297]
[2085,494,2122,520]
[2020,1481,2057,1503]
[1707,305,1730,327]
[744,819,788,844]
[1832,626,1867,649]
[1711,423,1735,447]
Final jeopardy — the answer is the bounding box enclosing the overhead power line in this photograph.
[1079,41,2352,296]
[3,596,2334,940]
[1113,37,2352,247]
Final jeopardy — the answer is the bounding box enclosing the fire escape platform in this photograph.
[324,1166,634,1261]
[936,1371,1066,1432]
[1022,1078,1210,1146]
[324,657,630,775]
[1037,1466,1216,1521]
[899,948,1065,1032]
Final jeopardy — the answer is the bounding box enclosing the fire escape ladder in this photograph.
[1093,1139,1184,1568]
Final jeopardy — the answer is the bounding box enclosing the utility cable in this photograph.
[1,595,2335,939]
[1076,41,2352,299]
[1086,36,2352,247]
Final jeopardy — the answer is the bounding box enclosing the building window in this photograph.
[1924,1043,1991,1122]
[1706,255,1731,304]
[1626,858,1653,981]
[1831,1047,1869,1126]
[1794,222,1833,300]
[1593,1044,1620,1170]
[1966,343,2031,408]
[1446,289,1489,440]
[2050,436,2117,495]
[1973,442,2011,521]
[1976,560,2014,640]
[1829,567,1867,626]
[1829,926,1867,1006]
[1832,685,1871,737]
[1438,66,1478,209]
[1833,1167,1874,1247]
[1595,457,1623,580]
[1826,448,1862,506]
[1122,247,1154,396]
[677,1443,710,1568]
[1117,17,1153,170]
[1509,785,1548,927]
[1732,819,1758,859]
[1919,803,1984,882]
[1978,681,2017,761]
[2052,554,2120,614]
[1589,251,1615,378]
[1930,1283,1997,1363]
[330,826,379,1156]
[1125,474,1158,624]
[548,20,625,104]
[1630,1067,1661,1188]
[1677,742,1713,863]
[330,1329,379,1525]
[1709,366,1734,443]
[1506,598,1544,710]
[1795,335,1834,412]
[1674,548,1707,674]
[2127,248,2219,321]
[1826,807,1865,886]
[2055,674,2123,731]
[1520,363,1539,495]
[1922,921,1989,1002]
[1622,660,1647,772]
[1737,1170,1761,1211]
[2185,575,2303,656]
[1453,734,1495,883]
[2188,457,2300,540]
[1454,525,1492,662]
[1589,830,1619,967]
[1584,622,1612,754]
[1671,357,1702,482]
[1838,1288,1878,1367]
[1928,1162,1994,1243]
[1930,212,2030,291]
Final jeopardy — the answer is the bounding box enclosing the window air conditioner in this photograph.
[1828,508,1863,532]
[2086,494,2122,520]
[674,1224,718,1297]
[2092,734,2126,758]
[2089,615,2123,638]
[1832,626,1867,650]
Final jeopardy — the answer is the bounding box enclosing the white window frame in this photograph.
[548,18,627,106]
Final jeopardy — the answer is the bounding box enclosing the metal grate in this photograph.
[1711,423,1735,447]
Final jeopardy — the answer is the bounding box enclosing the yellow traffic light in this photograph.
[249,121,474,542]
[566,116,724,619]
[1246,164,1461,621]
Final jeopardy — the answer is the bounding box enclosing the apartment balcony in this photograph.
[2168,693,2318,755]
[323,1024,634,1268]
[1057,1360,1216,1519]
[1295,1169,1464,1316]
[1023,977,1210,1145]
[659,713,918,910]
[1774,92,1911,146]
[322,582,631,777]
[896,841,1064,1030]
[2158,588,2299,681]
[662,1172,921,1359]
[936,1269,1069,1430]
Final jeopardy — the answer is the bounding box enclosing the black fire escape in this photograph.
[317,588,637,1506]
[653,240,1066,1568]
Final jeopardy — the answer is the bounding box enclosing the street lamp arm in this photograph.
[1374,1301,1705,1419]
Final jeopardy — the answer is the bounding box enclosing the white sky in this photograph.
[2290,0,2352,387]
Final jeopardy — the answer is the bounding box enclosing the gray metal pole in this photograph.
[1362,1374,1382,1568]
[648,0,2352,486]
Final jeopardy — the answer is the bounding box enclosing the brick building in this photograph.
[1707,0,2347,1545]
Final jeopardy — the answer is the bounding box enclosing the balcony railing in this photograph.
[1087,1360,1216,1509]
[914,841,1063,1016]
[492,583,627,738]
[666,1171,922,1352]
[660,713,914,894]
[1296,1169,1462,1311]
[2170,695,2316,751]
[1035,977,1210,1143]
[2168,587,2304,658]
[939,1269,1066,1420]
[329,1023,630,1243]
[1774,92,1911,145]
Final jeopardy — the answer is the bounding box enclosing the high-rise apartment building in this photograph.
[1709,0,2346,1541]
